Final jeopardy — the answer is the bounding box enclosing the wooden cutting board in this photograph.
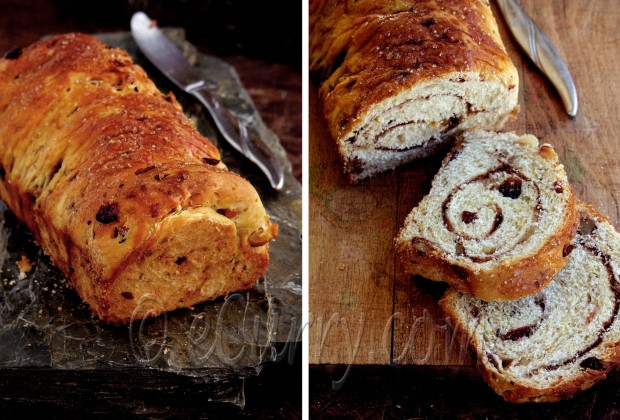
[309,0,620,366]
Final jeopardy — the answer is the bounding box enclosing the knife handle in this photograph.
[497,0,578,117]
[189,83,285,190]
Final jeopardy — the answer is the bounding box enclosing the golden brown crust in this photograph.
[397,195,580,301]
[481,361,616,403]
[0,33,276,323]
[310,0,518,147]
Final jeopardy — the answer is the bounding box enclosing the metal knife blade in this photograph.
[130,11,284,190]
[496,0,578,117]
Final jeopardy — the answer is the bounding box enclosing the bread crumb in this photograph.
[16,255,34,278]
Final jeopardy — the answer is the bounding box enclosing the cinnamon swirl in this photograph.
[440,203,620,402]
[396,131,579,301]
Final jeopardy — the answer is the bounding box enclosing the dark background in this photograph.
[0,0,302,418]
[0,0,302,182]
[2,0,300,67]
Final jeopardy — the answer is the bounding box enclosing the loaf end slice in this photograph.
[396,131,579,301]
[440,203,620,403]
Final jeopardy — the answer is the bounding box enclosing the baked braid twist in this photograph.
[0,34,277,323]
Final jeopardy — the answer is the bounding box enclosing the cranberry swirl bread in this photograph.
[440,203,620,403]
[396,131,579,301]
[310,0,519,182]
[0,34,277,324]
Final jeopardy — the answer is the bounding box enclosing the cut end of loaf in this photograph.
[337,75,519,183]
[310,0,519,182]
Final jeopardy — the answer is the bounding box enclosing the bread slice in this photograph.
[439,203,620,403]
[310,0,519,182]
[396,131,579,301]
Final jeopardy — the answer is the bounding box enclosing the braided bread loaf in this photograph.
[0,34,277,323]
[440,203,620,403]
[310,0,519,182]
[396,131,579,301]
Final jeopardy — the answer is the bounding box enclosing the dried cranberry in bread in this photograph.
[310,0,519,182]
[440,203,620,403]
[396,131,579,301]
[0,33,277,324]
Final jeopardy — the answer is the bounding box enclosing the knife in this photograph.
[130,11,285,190]
[496,0,578,117]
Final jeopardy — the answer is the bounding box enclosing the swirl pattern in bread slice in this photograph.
[310,0,519,182]
[439,203,620,402]
[396,131,579,301]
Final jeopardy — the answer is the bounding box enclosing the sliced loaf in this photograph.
[310,0,519,182]
[396,131,579,301]
[440,203,620,403]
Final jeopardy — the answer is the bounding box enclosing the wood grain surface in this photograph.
[309,0,620,367]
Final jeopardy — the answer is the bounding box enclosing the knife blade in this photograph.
[496,0,578,117]
[130,11,284,190]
